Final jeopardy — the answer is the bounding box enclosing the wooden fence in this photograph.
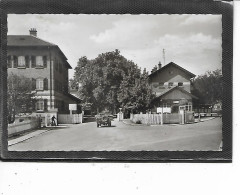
[131,113,182,125]
[131,113,162,125]
[58,114,83,124]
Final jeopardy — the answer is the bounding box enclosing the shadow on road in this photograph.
[97,125,116,128]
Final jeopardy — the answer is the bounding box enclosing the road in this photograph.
[8,118,222,151]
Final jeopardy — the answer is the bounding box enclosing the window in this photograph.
[36,56,43,67]
[36,78,44,90]
[36,100,44,111]
[159,82,165,89]
[18,56,25,67]
[178,82,183,87]
[163,103,170,108]
[168,82,173,88]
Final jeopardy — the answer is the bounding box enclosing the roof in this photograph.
[7,35,72,69]
[67,93,81,103]
[154,86,198,100]
[149,62,196,78]
[8,35,56,46]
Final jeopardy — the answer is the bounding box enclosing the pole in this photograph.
[160,100,163,125]
[49,46,52,109]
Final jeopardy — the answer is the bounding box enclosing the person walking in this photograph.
[51,115,56,126]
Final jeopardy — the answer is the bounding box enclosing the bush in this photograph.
[136,120,142,124]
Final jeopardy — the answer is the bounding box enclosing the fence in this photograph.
[58,113,83,124]
[163,113,180,124]
[131,113,162,125]
[185,111,195,123]
[130,112,194,125]
[8,117,40,136]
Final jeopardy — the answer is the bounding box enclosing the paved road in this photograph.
[8,118,222,151]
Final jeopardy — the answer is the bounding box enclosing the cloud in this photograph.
[121,33,221,75]
[89,16,162,49]
[181,15,221,25]
[8,14,222,78]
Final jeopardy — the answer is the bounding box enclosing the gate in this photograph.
[58,113,83,124]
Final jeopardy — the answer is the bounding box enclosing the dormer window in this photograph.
[168,82,173,88]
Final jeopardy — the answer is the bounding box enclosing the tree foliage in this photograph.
[73,50,154,114]
[191,69,223,105]
[7,74,36,123]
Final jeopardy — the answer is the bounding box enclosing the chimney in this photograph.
[158,61,162,69]
[29,28,37,36]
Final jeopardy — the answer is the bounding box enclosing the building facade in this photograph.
[7,29,80,124]
[149,62,197,113]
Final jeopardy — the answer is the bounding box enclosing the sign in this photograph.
[157,107,171,113]
[69,104,77,111]
[173,101,179,104]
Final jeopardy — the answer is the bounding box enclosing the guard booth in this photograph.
[179,104,195,124]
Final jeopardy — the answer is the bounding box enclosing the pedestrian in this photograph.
[51,115,56,126]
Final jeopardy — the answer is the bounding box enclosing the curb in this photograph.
[8,130,49,146]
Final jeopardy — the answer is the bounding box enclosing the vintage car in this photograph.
[95,113,114,127]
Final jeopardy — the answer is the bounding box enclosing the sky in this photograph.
[8,14,222,78]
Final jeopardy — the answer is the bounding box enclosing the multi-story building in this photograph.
[149,62,197,113]
[7,28,81,124]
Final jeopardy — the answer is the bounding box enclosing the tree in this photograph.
[191,69,223,105]
[73,50,154,114]
[7,74,36,123]
[118,68,155,114]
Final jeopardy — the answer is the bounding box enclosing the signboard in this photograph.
[69,104,77,111]
[157,107,171,113]
[173,101,179,104]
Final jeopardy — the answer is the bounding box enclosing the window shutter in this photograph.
[25,56,29,68]
[44,78,48,90]
[44,99,48,111]
[31,56,36,68]
[32,78,36,90]
[43,56,47,68]
[13,56,17,68]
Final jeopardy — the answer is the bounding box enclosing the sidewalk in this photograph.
[8,129,49,146]
[8,124,72,146]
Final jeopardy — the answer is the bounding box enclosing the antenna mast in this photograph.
[163,49,166,66]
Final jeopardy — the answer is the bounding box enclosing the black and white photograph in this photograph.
[6,14,223,152]
[0,1,237,195]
